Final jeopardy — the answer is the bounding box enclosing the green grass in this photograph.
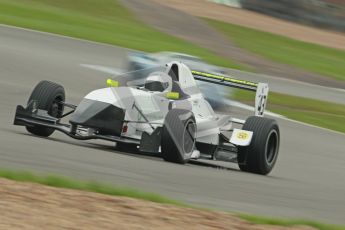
[1,169,344,230]
[0,0,243,70]
[239,214,345,230]
[232,90,345,133]
[0,169,184,206]
[206,19,345,81]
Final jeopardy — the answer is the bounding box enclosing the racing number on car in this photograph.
[257,95,267,116]
[237,132,248,140]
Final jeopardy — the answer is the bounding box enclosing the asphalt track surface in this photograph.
[1,26,345,224]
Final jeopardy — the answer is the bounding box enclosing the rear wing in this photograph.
[191,71,269,117]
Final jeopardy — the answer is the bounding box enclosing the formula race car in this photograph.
[14,62,280,175]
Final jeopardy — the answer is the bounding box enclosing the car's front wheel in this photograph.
[26,80,65,137]
[161,109,196,164]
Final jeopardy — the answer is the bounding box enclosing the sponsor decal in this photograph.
[236,131,249,140]
[191,71,258,87]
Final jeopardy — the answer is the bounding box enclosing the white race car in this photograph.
[14,62,280,175]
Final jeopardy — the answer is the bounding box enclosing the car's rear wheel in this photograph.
[237,116,280,175]
[26,80,65,137]
[161,109,196,164]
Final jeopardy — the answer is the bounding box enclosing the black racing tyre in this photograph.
[161,109,196,164]
[237,116,280,175]
[26,80,65,137]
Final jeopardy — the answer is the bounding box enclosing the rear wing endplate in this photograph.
[192,70,268,116]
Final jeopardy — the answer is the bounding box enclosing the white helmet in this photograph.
[144,72,172,92]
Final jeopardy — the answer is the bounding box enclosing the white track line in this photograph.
[0,24,132,50]
[80,64,123,75]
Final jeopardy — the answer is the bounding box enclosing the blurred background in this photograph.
[214,0,345,32]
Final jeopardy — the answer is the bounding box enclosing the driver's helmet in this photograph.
[144,72,172,92]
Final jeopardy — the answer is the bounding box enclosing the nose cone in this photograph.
[70,98,125,136]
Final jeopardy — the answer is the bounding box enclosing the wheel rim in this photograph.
[182,120,196,154]
[265,129,278,165]
[49,96,63,118]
